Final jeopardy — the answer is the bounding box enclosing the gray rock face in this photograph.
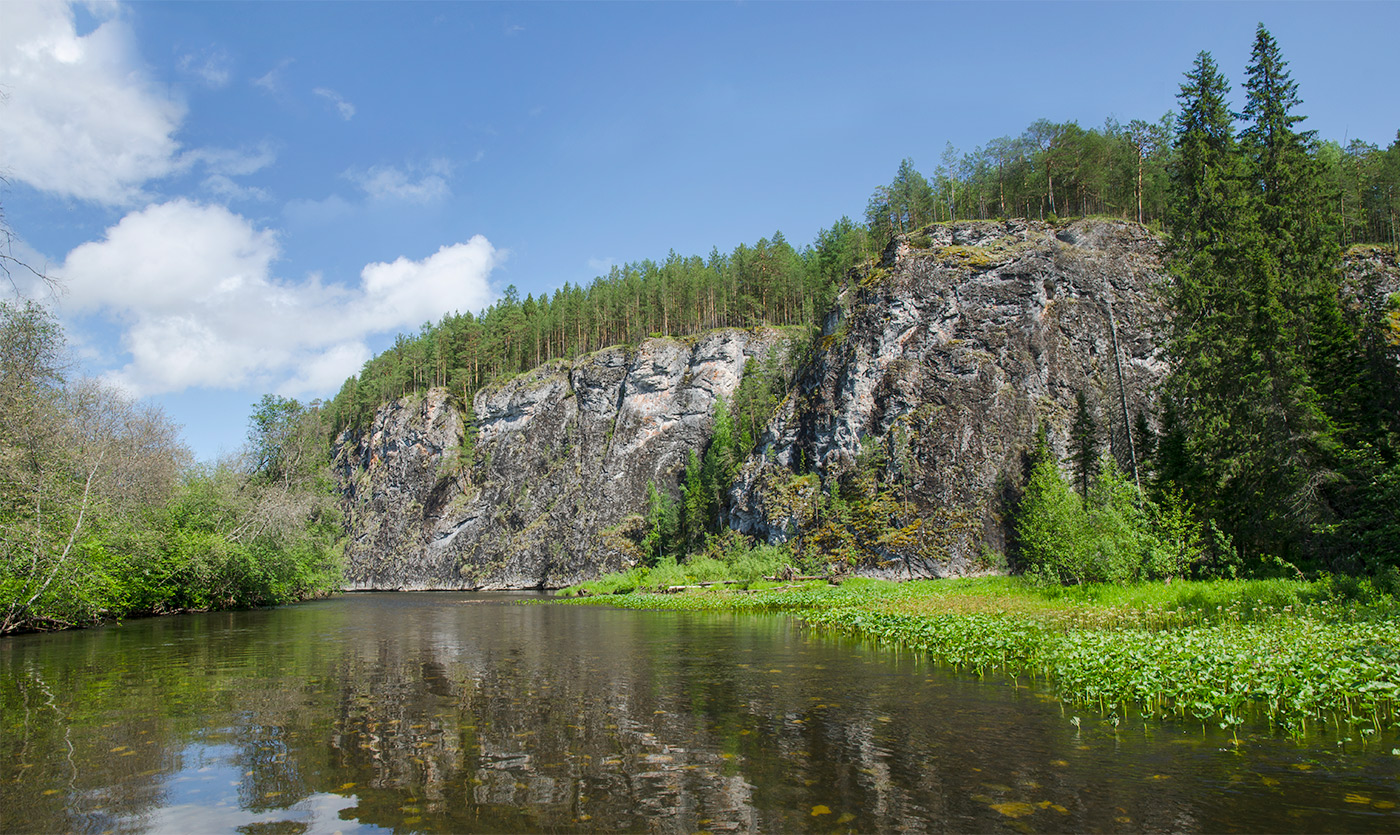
[335,329,785,589]
[727,219,1169,577]
[335,219,1184,588]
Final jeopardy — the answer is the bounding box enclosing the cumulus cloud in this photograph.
[58,200,503,397]
[0,0,186,204]
[356,239,499,334]
[313,86,355,120]
[346,159,452,203]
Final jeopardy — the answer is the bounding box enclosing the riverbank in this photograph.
[560,575,1399,741]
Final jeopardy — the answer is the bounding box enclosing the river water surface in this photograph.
[2,592,1397,833]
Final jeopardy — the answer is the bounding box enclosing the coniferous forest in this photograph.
[3,25,1398,632]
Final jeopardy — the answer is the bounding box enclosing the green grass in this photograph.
[556,547,788,597]
[559,576,1399,742]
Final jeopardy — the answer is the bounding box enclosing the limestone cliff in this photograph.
[335,329,786,589]
[728,219,1170,577]
[336,219,1182,588]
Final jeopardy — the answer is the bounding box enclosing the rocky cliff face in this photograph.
[335,329,786,589]
[728,219,1170,577]
[336,219,1179,588]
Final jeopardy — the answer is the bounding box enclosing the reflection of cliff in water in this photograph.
[4,594,1398,834]
[314,597,1193,833]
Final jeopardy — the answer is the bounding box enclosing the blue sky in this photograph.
[3,1,1397,462]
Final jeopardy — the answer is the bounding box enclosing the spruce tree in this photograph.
[1165,48,1304,561]
[1234,26,1341,558]
[1070,392,1099,499]
[1164,51,1256,556]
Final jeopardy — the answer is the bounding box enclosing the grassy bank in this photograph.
[559,575,1399,742]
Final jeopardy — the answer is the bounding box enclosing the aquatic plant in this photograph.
[562,577,1399,739]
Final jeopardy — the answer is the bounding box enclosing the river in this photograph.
[2,592,1397,833]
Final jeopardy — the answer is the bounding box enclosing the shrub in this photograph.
[1016,446,1092,583]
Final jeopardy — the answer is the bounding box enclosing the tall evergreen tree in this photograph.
[1070,392,1099,498]
[1163,50,1288,559]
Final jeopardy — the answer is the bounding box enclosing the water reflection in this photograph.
[2,593,1397,833]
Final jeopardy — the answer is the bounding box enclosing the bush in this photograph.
[1017,449,1207,585]
[1016,445,1092,583]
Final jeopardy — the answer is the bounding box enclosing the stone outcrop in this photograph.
[335,329,786,589]
[727,219,1170,577]
[337,218,1187,588]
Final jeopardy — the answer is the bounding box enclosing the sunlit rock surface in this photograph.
[335,329,785,589]
[337,219,1272,587]
[728,219,1170,577]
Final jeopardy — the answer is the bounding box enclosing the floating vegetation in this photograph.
[565,577,1399,740]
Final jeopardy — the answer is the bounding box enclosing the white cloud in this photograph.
[182,143,276,177]
[357,238,500,334]
[62,199,279,315]
[346,159,452,203]
[276,341,371,398]
[283,193,356,226]
[252,57,293,96]
[313,86,355,120]
[0,0,186,204]
[58,200,503,397]
[177,47,230,88]
[202,173,270,202]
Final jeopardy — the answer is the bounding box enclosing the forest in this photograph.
[322,70,1397,440]
[3,24,1398,633]
[0,297,342,633]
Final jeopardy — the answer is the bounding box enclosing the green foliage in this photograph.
[0,303,343,633]
[567,576,1398,739]
[1017,435,1206,585]
[640,481,679,566]
[557,534,788,596]
[1070,392,1098,498]
[1161,29,1400,574]
[1016,438,1092,583]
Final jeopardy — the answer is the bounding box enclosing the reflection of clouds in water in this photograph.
[150,745,376,835]
[147,791,377,834]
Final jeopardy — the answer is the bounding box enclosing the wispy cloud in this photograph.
[345,159,453,203]
[182,142,277,177]
[252,58,294,96]
[177,47,232,88]
[313,86,356,120]
[202,174,270,202]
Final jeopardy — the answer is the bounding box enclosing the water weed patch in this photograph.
[561,577,1399,741]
